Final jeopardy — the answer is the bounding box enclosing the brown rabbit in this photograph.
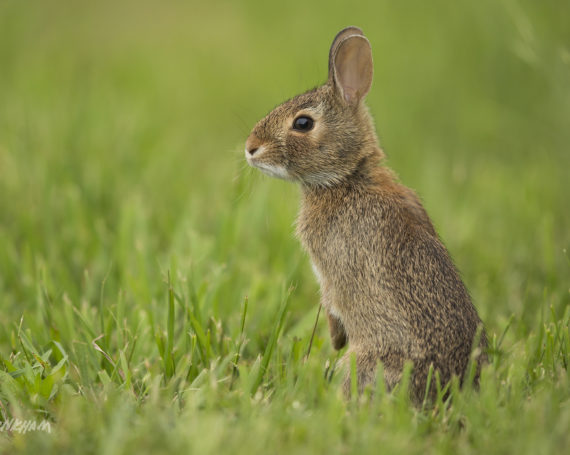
[245,26,487,404]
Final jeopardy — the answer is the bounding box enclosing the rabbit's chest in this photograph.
[299,213,381,324]
[296,206,374,285]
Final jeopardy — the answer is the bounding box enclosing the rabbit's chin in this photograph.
[249,160,292,181]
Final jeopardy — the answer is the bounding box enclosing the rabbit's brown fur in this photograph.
[245,26,486,404]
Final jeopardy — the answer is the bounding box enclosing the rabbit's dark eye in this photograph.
[293,116,314,131]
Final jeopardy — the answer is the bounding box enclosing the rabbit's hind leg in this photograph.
[342,348,404,398]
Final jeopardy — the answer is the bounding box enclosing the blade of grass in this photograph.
[165,271,176,379]
[304,303,322,361]
[232,296,248,385]
[249,286,292,395]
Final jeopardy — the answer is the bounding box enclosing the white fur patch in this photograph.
[253,162,290,179]
[311,261,342,317]
[311,261,322,284]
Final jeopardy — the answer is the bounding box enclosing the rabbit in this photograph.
[245,26,487,404]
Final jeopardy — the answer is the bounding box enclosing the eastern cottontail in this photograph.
[245,26,487,404]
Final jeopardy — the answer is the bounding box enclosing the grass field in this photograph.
[0,0,569,453]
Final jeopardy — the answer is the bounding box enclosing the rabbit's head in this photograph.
[245,27,382,187]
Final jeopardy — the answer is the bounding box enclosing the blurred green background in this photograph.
[0,0,568,453]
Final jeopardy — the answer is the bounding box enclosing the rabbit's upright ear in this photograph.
[329,31,373,105]
[328,26,364,75]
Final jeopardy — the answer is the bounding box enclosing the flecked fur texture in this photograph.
[246,26,487,404]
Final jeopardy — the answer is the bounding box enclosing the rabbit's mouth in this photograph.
[248,159,291,181]
[245,146,291,180]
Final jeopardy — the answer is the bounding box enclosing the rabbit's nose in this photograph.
[246,136,262,156]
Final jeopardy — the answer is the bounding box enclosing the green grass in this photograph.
[0,0,569,453]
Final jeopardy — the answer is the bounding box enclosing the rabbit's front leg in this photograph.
[312,262,347,350]
[327,310,347,350]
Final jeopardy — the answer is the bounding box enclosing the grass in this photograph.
[0,0,568,453]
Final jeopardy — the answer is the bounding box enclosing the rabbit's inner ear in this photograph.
[332,35,373,105]
[328,26,364,77]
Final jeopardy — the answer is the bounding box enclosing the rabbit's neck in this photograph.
[300,150,394,197]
